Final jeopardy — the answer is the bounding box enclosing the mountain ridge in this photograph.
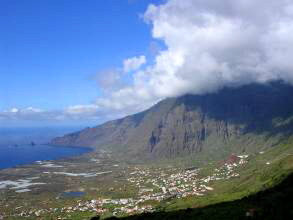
[51,81,293,162]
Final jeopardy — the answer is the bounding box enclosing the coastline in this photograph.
[0,144,93,170]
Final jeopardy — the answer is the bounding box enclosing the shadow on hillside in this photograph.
[90,172,293,220]
[175,81,293,137]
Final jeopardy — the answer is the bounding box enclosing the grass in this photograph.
[2,136,292,220]
[102,161,293,220]
[161,140,293,211]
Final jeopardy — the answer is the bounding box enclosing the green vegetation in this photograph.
[162,140,293,211]
[100,141,293,220]
[1,138,292,220]
[104,170,293,220]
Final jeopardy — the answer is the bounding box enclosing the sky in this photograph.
[0,0,161,126]
[1,0,293,127]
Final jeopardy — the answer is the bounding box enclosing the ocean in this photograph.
[0,144,91,169]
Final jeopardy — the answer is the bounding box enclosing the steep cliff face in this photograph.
[51,81,293,161]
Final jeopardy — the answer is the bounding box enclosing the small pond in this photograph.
[59,191,86,198]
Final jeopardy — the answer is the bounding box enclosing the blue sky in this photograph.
[0,0,160,111]
[1,0,293,127]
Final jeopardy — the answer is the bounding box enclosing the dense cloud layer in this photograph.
[2,0,293,124]
[91,0,293,114]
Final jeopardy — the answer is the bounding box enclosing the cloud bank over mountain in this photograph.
[2,0,293,124]
[95,0,293,111]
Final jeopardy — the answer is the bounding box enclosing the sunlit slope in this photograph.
[161,138,293,211]
[98,140,293,220]
[51,81,293,163]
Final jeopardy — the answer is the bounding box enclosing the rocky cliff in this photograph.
[51,81,293,161]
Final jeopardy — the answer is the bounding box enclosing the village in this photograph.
[8,154,249,219]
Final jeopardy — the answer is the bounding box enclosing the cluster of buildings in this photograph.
[10,154,249,218]
[202,155,249,184]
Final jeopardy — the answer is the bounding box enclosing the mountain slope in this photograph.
[100,170,293,220]
[51,81,293,162]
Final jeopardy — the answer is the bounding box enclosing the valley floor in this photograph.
[0,141,292,220]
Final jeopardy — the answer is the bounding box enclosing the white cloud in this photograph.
[0,106,101,124]
[92,0,293,114]
[9,108,19,113]
[4,0,293,124]
[123,55,146,72]
[23,107,43,113]
[65,105,99,115]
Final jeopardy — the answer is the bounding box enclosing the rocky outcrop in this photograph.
[51,81,293,161]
